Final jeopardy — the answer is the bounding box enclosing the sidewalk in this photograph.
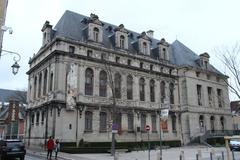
[26,147,92,160]
[26,146,240,160]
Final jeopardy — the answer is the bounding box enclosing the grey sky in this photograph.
[1,0,240,100]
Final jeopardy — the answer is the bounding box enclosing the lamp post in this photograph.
[1,49,21,75]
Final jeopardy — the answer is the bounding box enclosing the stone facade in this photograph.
[25,10,233,147]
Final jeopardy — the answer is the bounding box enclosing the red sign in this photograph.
[145,125,150,131]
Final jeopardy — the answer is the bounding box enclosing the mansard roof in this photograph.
[52,10,223,76]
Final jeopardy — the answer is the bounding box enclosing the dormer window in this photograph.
[120,35,125,49]
[143,42,147,55]
[158,38,169,61]
[93,27,99,42]
[163,48,166,59]
[114,24,128,49]
[138,32,151,55]
[69,46,75,53]
[87,13,103,43]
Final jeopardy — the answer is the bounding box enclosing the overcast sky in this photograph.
[1,0,240,100]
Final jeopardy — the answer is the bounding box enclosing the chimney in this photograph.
[147,30,154,38]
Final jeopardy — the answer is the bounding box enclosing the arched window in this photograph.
[210,116,215,133]
[160,81,166,103]
[85,111,93,132]
[85,68,94,95]
[143,42,147,54]
[220,116,225,131]
[127,75,133,100]
[169,83,174,104]
[34,76,37,99]
[38,73,42,97]
[172,115,177,132]
[150,79,155,102]
[100,112,107,132]
[120,35,125,49]
[93,27,99,42]
[139,78,145,101]
[99,70,107,97]
[114,73,121,98]
[43,69,48,96]
[199,115,204,132]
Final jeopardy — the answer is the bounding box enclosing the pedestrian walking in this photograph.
[47,136,54,160]
[54,139,60,159]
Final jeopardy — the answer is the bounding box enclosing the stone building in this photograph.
[26,10,232,147]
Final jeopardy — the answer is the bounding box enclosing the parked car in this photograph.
[0,139,26,160]
[229,138,240,151]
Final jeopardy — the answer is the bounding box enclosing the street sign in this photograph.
[112,123,118,133]
[145,125,150,131]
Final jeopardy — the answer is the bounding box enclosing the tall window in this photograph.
[41,111,44,125]
[160,81,165,103]
[85,111,93,132]
[151,115,157,132]
[34,76,37,99]
[199,115,204,132]
[43,69,48,96]
[31,113,35,125]
[220,116,224,131]
[197,85,202,106]
[217,89,223,108]
[114,73,121,98]
[127,75,133,100]
[139,78,145,101]
[120,35,125,49]
[36,112,40,126]
[99,112,107,132]
[38,73,42,97]
[169,83,174,104]
[171,115,177,132]
[85,68,94,95]
[141,114,146,132]
[93,27,99,42]
[128,113,134,132]
[49,73,53,92]
[150,79,155,102]
[207,87,213,107]
[143,42,147,54]
[210,116,215,133]
[116,113,122,131]
[99,70,107,97]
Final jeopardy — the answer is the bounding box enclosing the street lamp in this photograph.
[1,49,21,75]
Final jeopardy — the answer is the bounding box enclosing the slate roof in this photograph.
[52,10,223,75]
[0,89,27,104]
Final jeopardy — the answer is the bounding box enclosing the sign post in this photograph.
[145,125,151,160]
[159,107,169,160]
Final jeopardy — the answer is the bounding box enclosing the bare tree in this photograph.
[215,42,240,99]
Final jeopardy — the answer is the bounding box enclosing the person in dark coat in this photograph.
[47,136,54,160]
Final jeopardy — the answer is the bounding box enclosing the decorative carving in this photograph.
[66,63,78,110]
[88,13,104,26]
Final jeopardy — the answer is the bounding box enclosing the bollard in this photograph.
[232,150,235,160]
[197,150,202,160]
[222,151,224,160]
[156,151,160,160]
[210,152,213,160]
[180,151,185,160]
[196,153,199,160]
